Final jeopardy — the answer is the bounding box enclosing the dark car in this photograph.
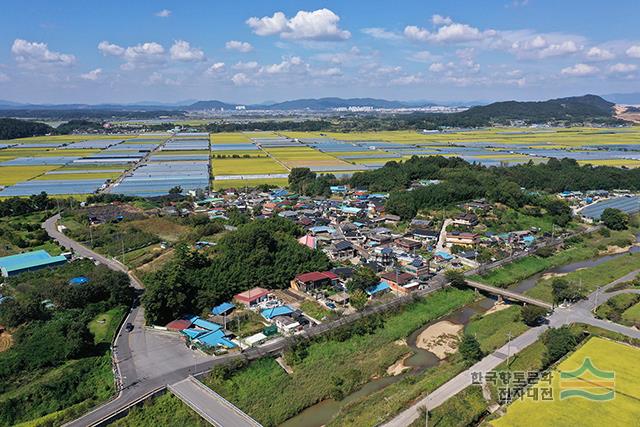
[125,322,134,332]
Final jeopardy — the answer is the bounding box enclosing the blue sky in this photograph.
[1,0,639,104]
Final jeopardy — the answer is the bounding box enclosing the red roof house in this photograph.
[234,287,270,307]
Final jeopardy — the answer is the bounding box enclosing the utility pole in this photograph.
[506,330,513,368]
[120,233,125,264]
[424,392,429,427]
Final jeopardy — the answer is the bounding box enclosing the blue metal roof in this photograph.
[0,250,67,276]
[211,302,235,316]
[69,276,89,285]
[435,251,454,260]
[366,281,391,296]
[191,318,223,331]
[261,305,294,320]
[181,328,207,339]
[196,329,237,348]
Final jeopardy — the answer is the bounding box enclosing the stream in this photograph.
[280,236,640,427]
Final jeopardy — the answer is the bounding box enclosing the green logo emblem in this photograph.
[559,357,615,401]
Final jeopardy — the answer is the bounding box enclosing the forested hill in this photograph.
[0,118,53,140]
[458,95,616,124]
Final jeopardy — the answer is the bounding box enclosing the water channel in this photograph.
[280,237,640,427]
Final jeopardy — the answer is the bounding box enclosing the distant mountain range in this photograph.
[457,94,616,123]
[0,97,452,112]
[0,94,628,126]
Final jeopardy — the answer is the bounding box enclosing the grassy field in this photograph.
[213,178,289,190]
[525,252,640,303]
[0,165,58,185]
[34,172,121,181]
[465,306,528,353]
[205,288,475,427]
[211,157,288,175]
[408,386,487,427]
[111,393,208,427]
[210,133,252,143]
[491,337,640,427]
[472,227,639,288]
[88,307,126,344]
[595,293,640,325]
[299,299,333,321]
[622,302,640,326]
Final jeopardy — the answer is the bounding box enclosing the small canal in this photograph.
[280,236,640,427]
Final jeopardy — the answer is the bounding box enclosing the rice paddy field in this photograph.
[3,127,640,194]
[491,337,640,427]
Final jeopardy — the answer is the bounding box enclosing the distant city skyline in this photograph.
[1,0,639,104]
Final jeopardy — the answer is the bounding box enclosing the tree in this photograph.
[459,334,483,365]
[542,326,578,365]
[385,191,417,220]
[521,305,547,326]
[445,270,467,288]
[168,185,183,195]
[601,208,629,231]
[551,277,582,304]
[347,267,378,292]
[349,289,368,311]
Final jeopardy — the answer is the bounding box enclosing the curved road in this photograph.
[42,213,603,426]
[382,268,640,427]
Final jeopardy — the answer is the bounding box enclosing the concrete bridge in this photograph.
[465,279,554,310]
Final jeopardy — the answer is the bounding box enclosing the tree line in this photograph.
[142,217,331,325]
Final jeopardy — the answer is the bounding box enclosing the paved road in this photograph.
[382,268,640,427]
[169,377,262,427]
[44,212,598,426]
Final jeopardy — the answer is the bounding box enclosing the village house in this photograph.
[379,271,418,294]
[325,240,357,261]
[445,231,480,246]
[453,212,479,227]
[290,271,339,293]
[234,287,271,308]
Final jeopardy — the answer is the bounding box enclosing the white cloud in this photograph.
[169,40,205,62]
[409,50,438,63]
[608,63,637,74]
[390,74,423,85]
[155,9,171,18]
[0,72,10,82]
[225,40,253,53]
[99,40,165,69]
[97,41,125,56]
[314,46,365,64]
[247,8,350,41]
[404,26,431,42]
[429,62,451,72]
[311,67,342,77]
[404,21,497,44]
[561,63,598,77]
[80,68,102,80]
[586,46,615,61]
[231,72,253,86]
[361,28,402,41]
[233,61,258,70]
[539,40,580,58]
[260,56,304,74]
[206,62,225,75]
[627,45,640,58]
[431,15,453,26]
[12,39,76,68]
